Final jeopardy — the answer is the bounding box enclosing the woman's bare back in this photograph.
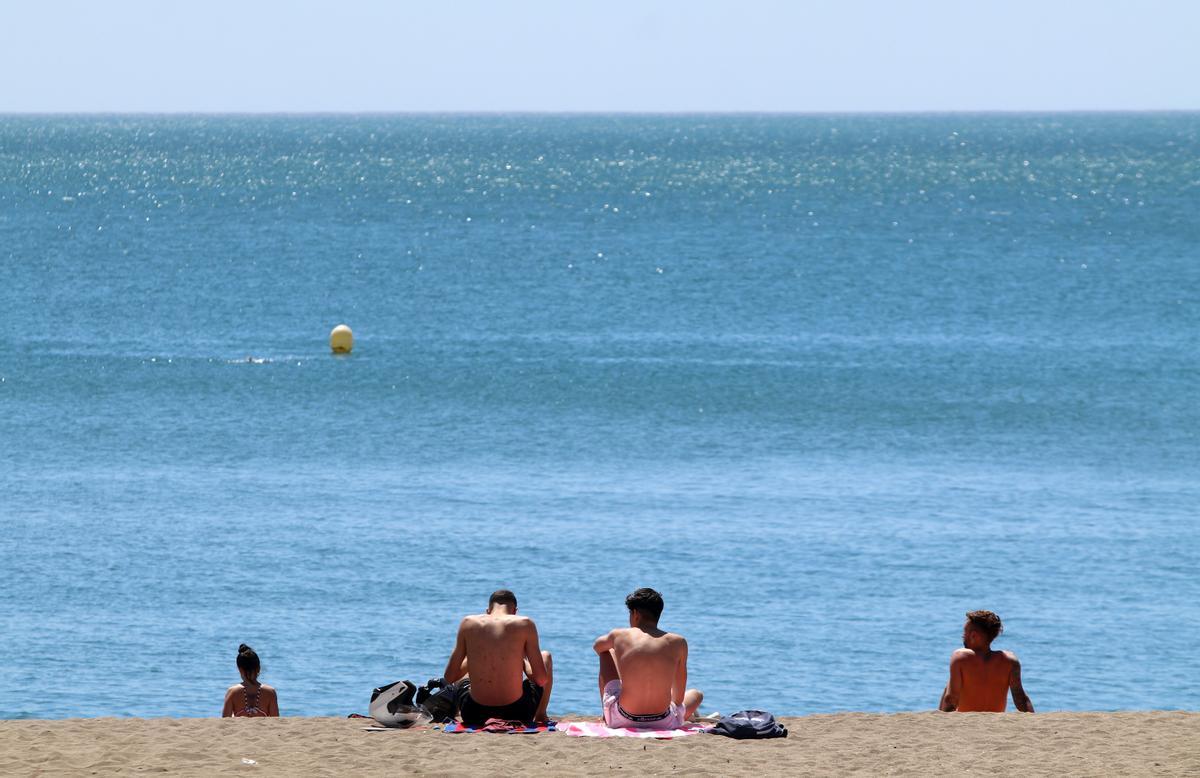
[223,683,279,717]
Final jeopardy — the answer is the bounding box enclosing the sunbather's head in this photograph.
[487,589,518,614]
[626,588,664,627]
[962,610,1004,649]
[236,644,261,684]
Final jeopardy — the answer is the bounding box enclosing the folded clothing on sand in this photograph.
[443,719,557,734]
[707,710,788,739]
[560,721,711,739]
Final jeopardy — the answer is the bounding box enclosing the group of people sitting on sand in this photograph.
[222,588,1032,724]
[435,587,703,728]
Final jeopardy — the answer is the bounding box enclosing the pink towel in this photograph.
[560,721,711,739]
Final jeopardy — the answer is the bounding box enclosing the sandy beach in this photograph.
[3,712,1196,776]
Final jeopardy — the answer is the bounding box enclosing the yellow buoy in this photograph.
[329,324,354,354]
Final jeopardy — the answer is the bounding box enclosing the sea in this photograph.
[1,114,1197,719]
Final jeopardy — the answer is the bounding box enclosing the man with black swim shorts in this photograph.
[441,589,553,725]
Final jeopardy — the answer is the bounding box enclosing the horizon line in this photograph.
[2,108,1198,118]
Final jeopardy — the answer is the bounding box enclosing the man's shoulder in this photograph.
[639,629,687,649]
[459,613,495,633]
[1001,650,1020,664]
[487,613,537,630]
[950,648,976,662]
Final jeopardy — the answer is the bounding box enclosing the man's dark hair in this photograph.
[966,610,1004,641]
[625,588,664,621]
[489,589,517,609]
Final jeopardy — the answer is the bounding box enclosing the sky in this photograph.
[2,0,1198,112]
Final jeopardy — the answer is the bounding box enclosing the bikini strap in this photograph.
[243,682,260,712]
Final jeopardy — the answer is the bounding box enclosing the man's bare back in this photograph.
[945,648,1020,712]
[442,590,552,724]
[939,611,1033,713]
[448,613,543,705]
[594,588,703,729]
[598,626,687,714]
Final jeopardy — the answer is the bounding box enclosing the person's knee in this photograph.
[542,651,553,673]
[687,689,703,704]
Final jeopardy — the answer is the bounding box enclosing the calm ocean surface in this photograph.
[1,114,1197,718]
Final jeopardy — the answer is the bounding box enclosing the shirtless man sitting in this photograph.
[592,588,703,730]
[939,610,1034,713]
[442,589,553,725]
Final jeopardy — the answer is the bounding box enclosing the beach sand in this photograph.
[3,712,1196,776]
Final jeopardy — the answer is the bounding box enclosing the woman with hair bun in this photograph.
[222,644,279,717]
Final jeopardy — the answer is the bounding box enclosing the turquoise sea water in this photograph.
[1,114,1197,718]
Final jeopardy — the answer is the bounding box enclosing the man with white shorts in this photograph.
[592,588,703,729]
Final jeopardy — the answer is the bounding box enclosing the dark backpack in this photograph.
[415,677,466,723]
[708,709,788,739]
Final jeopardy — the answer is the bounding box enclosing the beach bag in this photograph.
[415,677,465,723]
[707,709,788,739]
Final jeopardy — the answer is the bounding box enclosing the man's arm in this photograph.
[672,638,688,707]
[523,620,549,687]
[938,652,965,711]
[442,619,469,683]
[592,630,616,655]
[1008,654,1034,712]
